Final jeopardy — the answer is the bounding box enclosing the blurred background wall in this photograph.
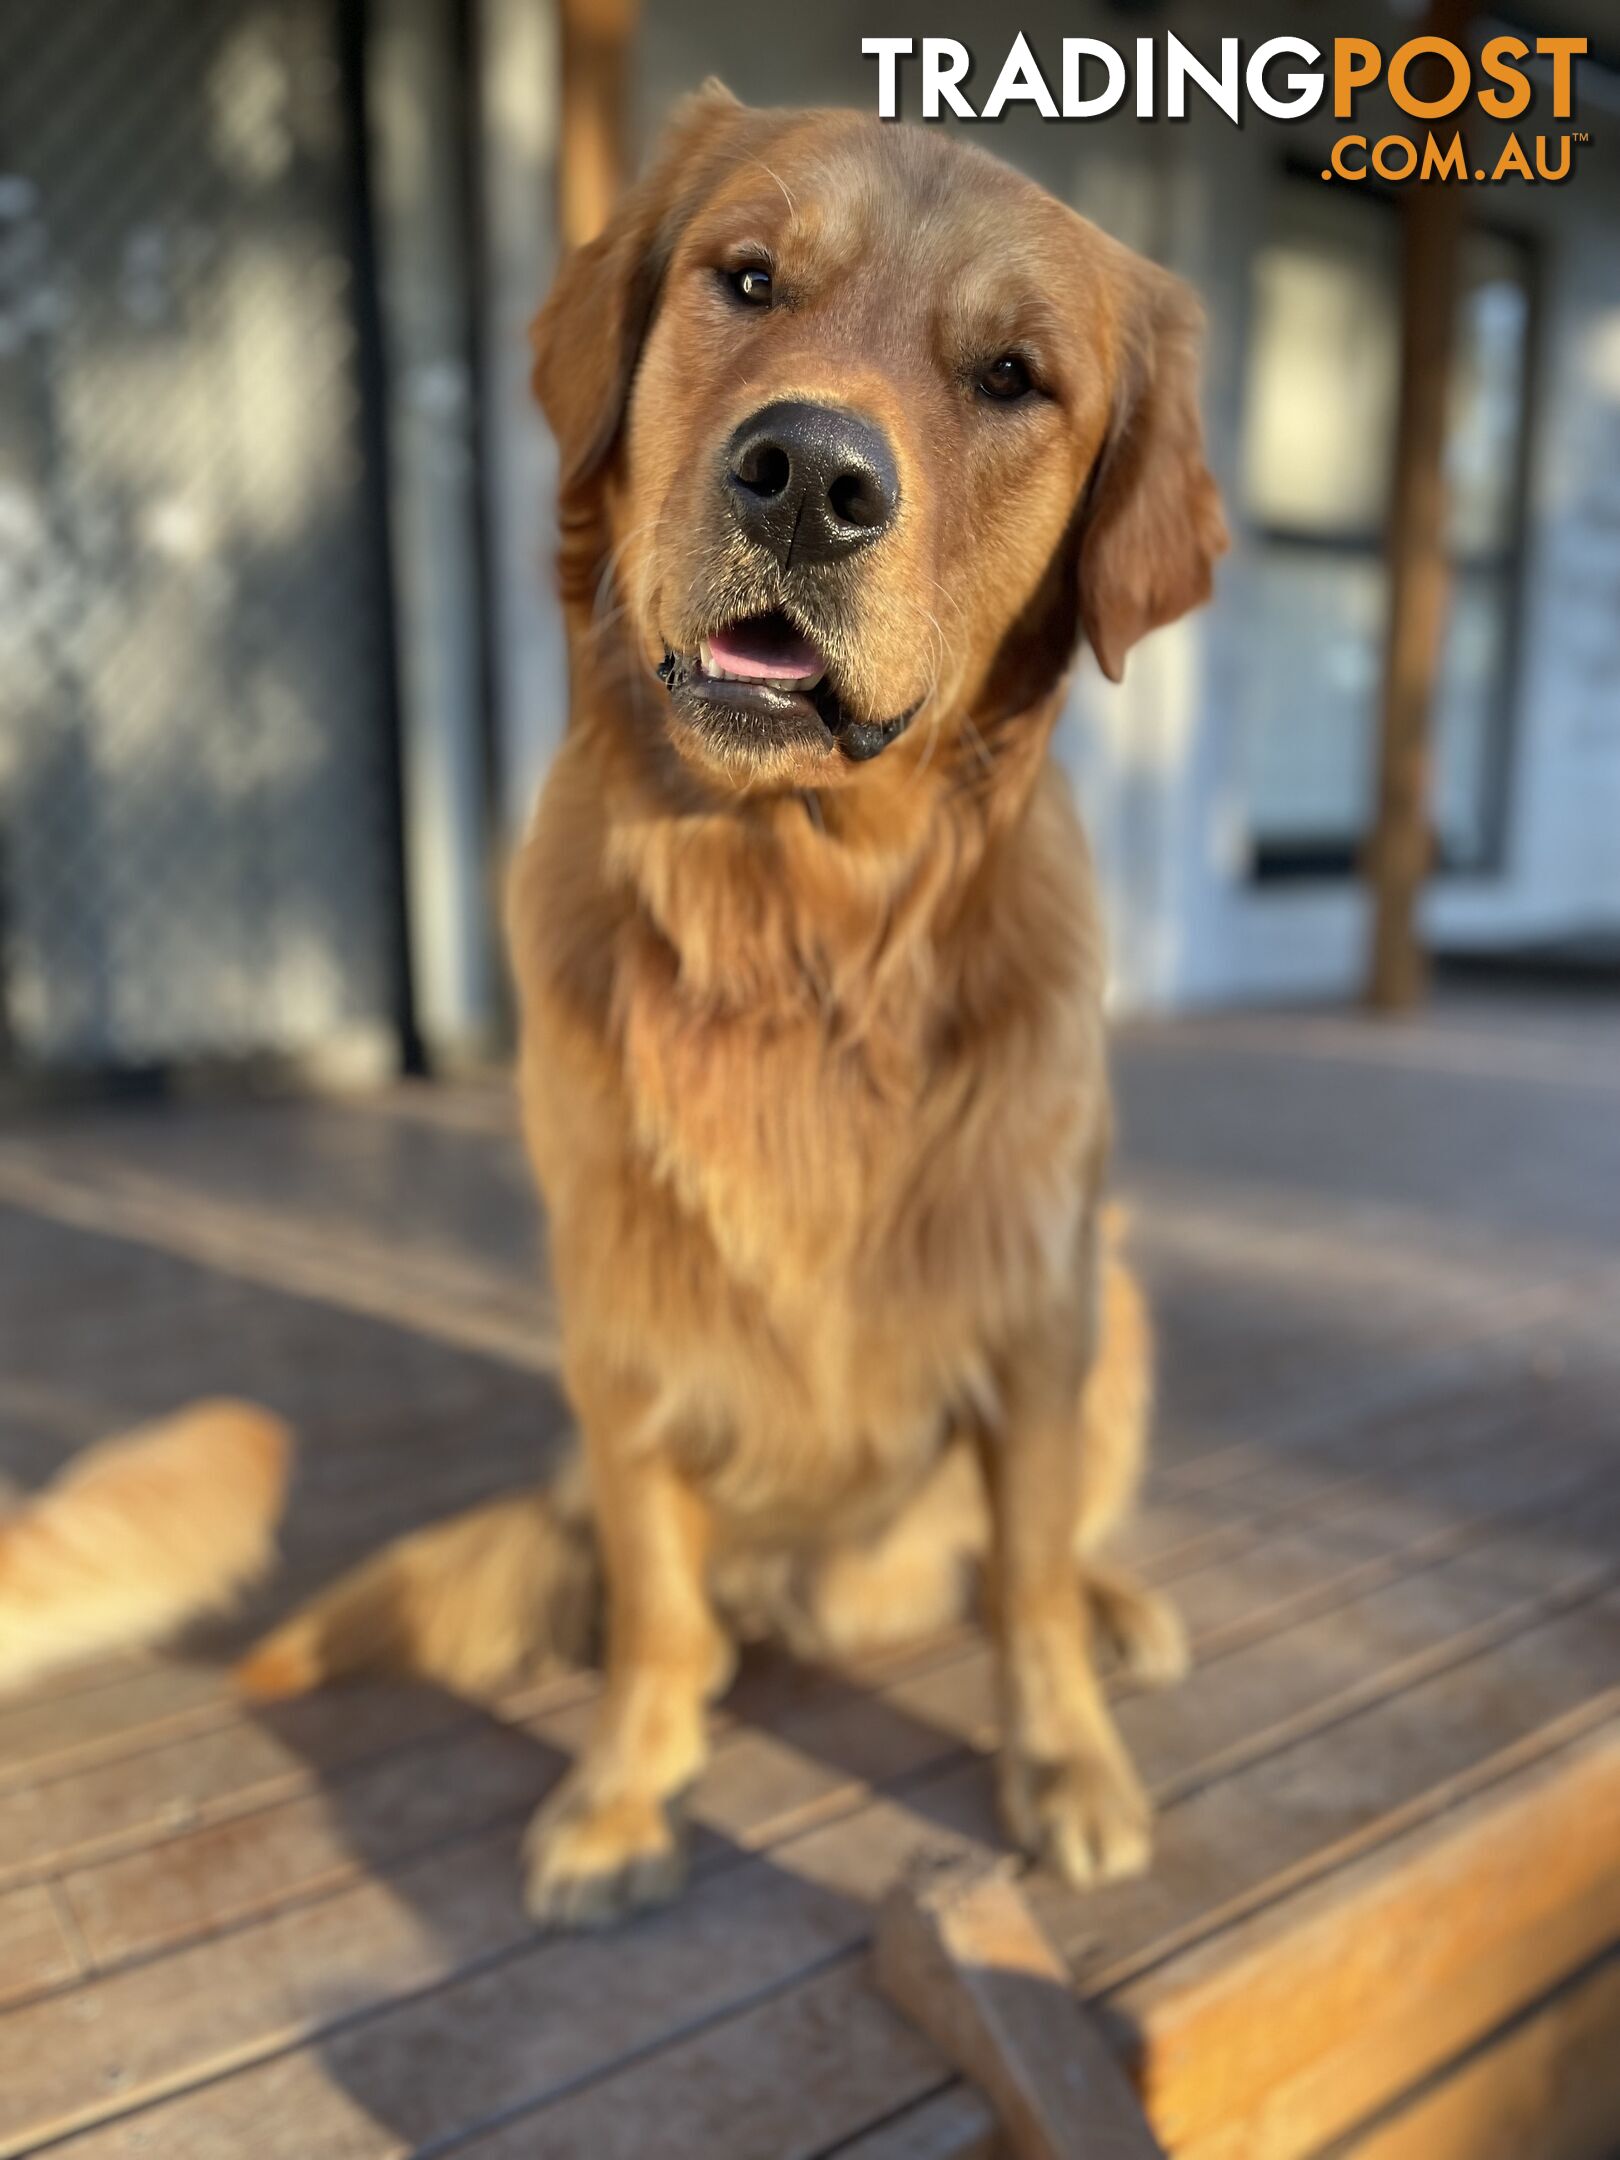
[1,0,1616,1081]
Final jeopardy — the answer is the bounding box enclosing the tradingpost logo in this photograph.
[863,33,1590,185]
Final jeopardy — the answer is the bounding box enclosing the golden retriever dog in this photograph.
[243,85,1226,1927]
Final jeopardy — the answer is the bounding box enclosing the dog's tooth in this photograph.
[693,649,824,689]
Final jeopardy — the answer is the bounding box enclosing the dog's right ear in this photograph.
[1078,261,1228,684]
[532,81,755,598]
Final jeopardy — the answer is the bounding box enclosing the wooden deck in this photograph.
[1,993,1617,2159]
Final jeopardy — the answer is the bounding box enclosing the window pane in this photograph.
[1447,236,1531,560]
[1241,550,1386,844]
[1239,184,1530,863]
[1432,568,1512,864]
[1242,193,1400,539]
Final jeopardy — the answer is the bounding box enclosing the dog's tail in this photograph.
[0,1400,292,1691]
[235,1455,599,1703]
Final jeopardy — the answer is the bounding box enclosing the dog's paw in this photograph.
[998,1745,1153,1889]
[523,1778,686,1929]
[1091,1578,1190,1690]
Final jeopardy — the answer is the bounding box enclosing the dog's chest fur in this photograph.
[519,744,1108,1537]
[641,792,1096,1490]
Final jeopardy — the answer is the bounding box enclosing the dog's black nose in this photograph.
[724,401,899,568]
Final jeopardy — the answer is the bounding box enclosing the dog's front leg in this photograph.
[524,1372,730,1928]
[979,1288,1153,1889]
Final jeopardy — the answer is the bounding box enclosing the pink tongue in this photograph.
[708,618,823,681]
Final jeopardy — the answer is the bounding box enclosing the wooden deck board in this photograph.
[28,1401,1609,1977]
[13,1322,1590,1903]
[1147,1726,1620,2157]
[1,992,1616,2157]
[9,1489,1614,2152]
[0,1885,82,2011]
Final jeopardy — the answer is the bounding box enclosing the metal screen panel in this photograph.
[0,0,402,1071]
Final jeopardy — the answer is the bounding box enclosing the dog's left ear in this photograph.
[1079,265,1229,683]
[532,81,761,596]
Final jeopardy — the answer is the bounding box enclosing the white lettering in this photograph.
[982,32,1059,120]
[1062,39,1127,119]
[862,38,913,120]
[922,39,974,121]
[1247,37,1324,120]
[1166,35,1241,122]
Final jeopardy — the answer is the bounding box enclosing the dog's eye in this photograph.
[977,354,1034,403]
[725,266,773,307]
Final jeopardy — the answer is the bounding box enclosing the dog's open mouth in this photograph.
[700,615,826,692]
[657,610,917,765]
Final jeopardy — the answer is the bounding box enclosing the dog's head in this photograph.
[534,86,1227,791]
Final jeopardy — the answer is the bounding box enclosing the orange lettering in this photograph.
[1333,38,1381,119]
[1388,37,1470,120]
[1536,37,1585,120]
[1479,35,1531,120]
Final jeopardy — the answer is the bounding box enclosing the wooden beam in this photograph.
[1364,0,1472,1011]
[1335,1951,1620,2160]
[557,0,638,248]
[875,1857,1165,2160]
[1122,1719,1620,2158]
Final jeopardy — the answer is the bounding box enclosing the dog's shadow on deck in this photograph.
[237,1631,1001,2155]
[221,1330,1619,2156]
[204,1209,1620,2156]
[204,1345,1002,2155]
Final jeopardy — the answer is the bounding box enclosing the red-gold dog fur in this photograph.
[515,85,1223,1923]
[244,86,1226,1927]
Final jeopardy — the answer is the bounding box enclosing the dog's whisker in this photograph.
[960,715,997,778]
[754,160,797,218]
[587,517,664,649]
[891,600,956,798]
